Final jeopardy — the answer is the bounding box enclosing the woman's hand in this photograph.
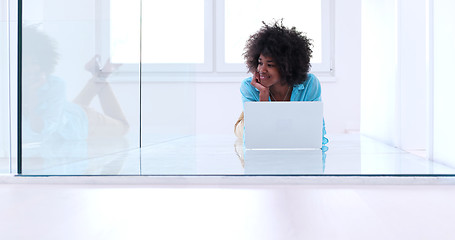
[250,71,270,101]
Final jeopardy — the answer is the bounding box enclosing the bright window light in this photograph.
[224,0,322,64]
[110,0,140,64]
[142,0,205,63]
[109,0,330,73]
[110,0,205,64]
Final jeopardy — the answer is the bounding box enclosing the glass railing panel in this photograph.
[0,0,10,173]
[21,0,141,175]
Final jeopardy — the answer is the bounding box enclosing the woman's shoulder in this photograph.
[302,73,321,87]
[306,73,319,82]
[293,73,319,89]
[240,76,255,90]
[241,76,253,85]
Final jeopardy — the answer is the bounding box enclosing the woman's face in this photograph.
[256,54,281,87]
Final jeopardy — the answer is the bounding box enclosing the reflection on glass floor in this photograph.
[20,134,455,175]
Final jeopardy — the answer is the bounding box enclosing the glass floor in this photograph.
[20,134,455,176]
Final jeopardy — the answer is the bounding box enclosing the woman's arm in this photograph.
[249,72,270,101]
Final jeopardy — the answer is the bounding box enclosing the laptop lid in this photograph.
[244,101,323,149]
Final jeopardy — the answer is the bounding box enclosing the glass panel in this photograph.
[141,0,205,63]
[140,81,196,147]
[16,0,455,177]
[225,0,322,64]
[140,0,197,147]
[109,0,140,64]
[0,0,10,173]
[21,0,141,175]
[139,1,198,166]
[110,0,205,64]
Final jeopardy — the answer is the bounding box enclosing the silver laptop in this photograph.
[244,101,323,149]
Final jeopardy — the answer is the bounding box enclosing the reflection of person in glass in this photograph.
[234,20,328,146]
[22,26,129,144]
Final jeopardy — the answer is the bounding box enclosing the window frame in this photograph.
[140,0,214,72]
[97,0,214,73]
[99,0,333,75]
[215,0,333,73]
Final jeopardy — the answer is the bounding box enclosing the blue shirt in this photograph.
[23,76,88,143]
[240,73,328,145]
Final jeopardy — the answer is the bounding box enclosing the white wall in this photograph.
[433,0,455,166]
[397,0,428,150]
[361,0,428,151]
[361,0,398,146]
[361,0,455,169]
[323,0,361,134]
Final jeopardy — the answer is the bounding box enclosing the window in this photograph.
[107,0,332,74]
[108,0,213,72]
[218,0,332,73]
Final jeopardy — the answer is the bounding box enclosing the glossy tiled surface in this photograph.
[20,134,455,175]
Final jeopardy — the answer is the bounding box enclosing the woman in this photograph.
[234,20,328,145]
[22,26,129,143]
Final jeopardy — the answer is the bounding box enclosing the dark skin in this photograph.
[250,54,293,101]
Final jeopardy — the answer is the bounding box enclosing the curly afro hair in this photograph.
[243,20,313,85]
[23,25,59,75]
